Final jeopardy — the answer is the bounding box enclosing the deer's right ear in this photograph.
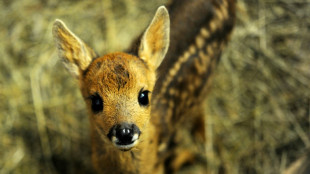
[52,19,97,78]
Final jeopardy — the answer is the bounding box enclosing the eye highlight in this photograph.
[89,93,103,113]
[138,89,150,106]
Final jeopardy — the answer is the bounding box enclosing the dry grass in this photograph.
[0,0,309,173]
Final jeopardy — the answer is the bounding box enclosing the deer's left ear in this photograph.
[138,6,170,70]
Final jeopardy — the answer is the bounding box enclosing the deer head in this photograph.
[52,6,169,151]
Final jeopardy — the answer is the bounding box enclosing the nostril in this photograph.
[117,128,132,138]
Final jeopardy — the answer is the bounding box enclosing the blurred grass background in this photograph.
[0,0,309,173]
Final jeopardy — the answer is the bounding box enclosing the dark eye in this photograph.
[90,93,103,113]
[138,89,150,106]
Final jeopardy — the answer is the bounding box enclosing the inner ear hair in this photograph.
[138,6,170,70]
[52,19,97,78]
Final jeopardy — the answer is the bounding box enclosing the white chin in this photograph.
[113,140,139,151]
[111,133,140,150]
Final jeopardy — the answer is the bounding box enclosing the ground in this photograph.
[0,0,309,173]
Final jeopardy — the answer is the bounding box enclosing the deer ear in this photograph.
[138,6,170,70]
[52,19,97,78]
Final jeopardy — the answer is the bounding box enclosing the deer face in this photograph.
[53,7,169,150]
[81,53,156,150]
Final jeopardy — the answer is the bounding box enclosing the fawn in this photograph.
[53,0,235,173]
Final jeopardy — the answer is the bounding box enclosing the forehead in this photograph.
[83,52,148,94]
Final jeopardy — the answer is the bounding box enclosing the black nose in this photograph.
[116,127,132,144]
[108,123,140,145]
